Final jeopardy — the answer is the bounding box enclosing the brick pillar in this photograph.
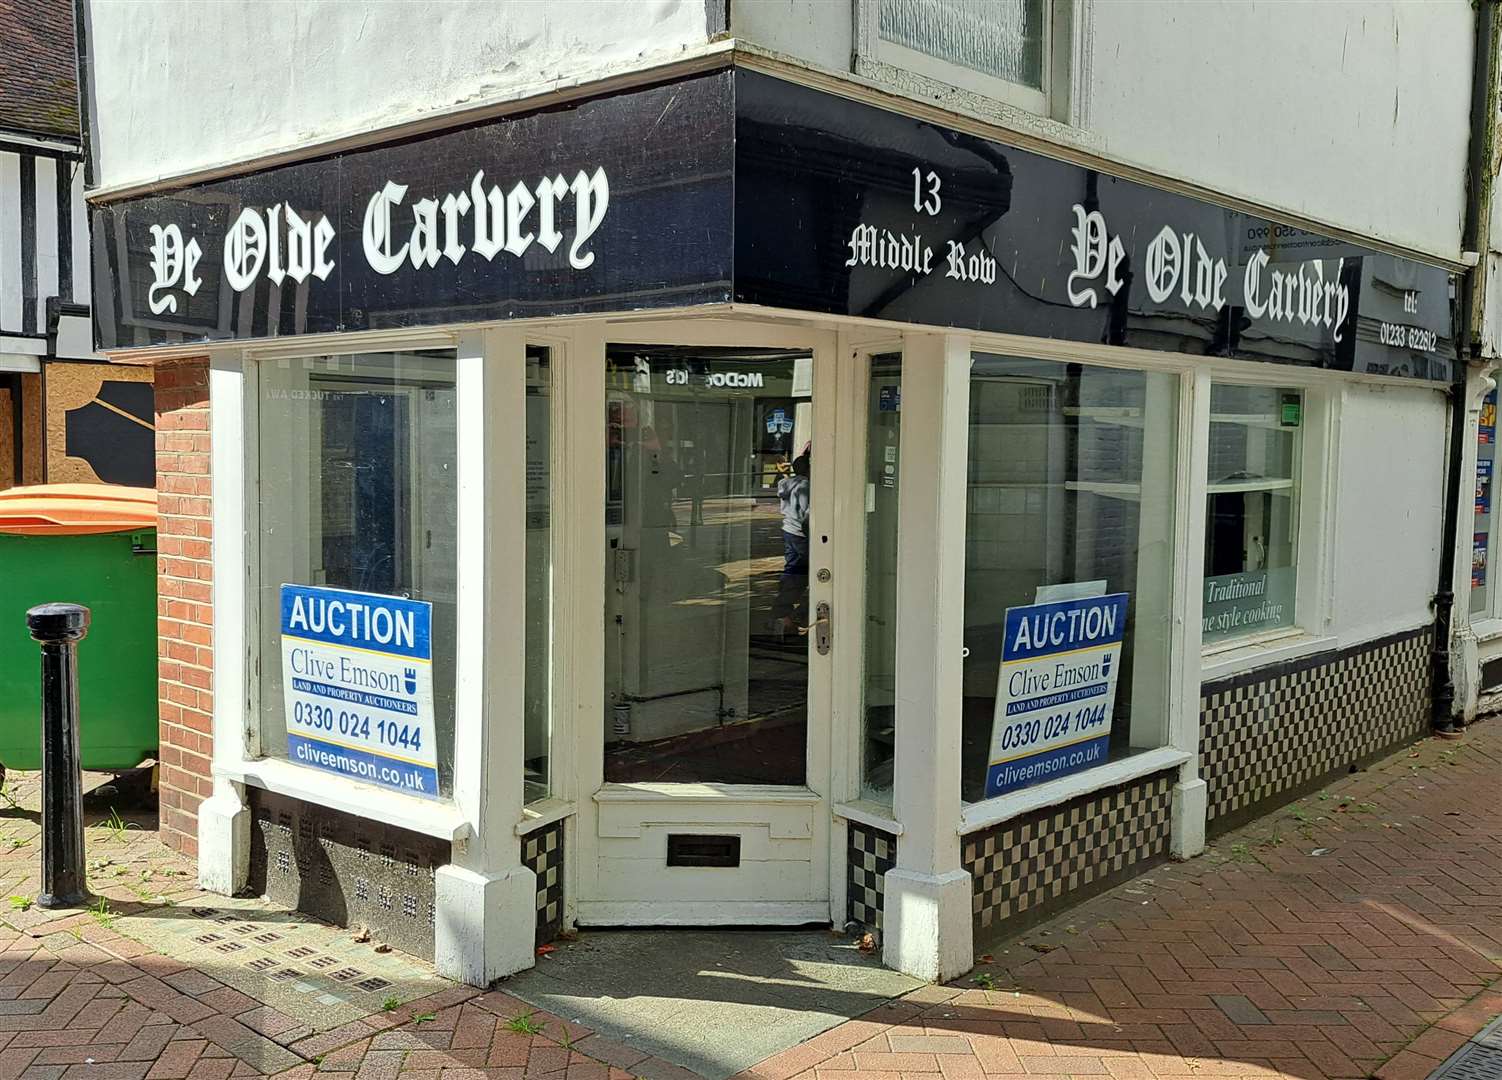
[153,358,212,856]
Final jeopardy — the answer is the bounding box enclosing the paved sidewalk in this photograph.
[741,721,1502,1080]
[0,721,1497,1080]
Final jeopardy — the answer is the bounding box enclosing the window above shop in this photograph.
[855,0,1073,121]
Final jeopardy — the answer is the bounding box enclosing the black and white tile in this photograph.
[1200,626,1431,829]
[521,819,565,946]
[846,821,897,933]
[962,769,1175,942]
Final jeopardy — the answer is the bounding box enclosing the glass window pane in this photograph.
[1472,389,1497,616]
[256,351,458,798]
[879,0,1045,90]
[525,347,552,803]
[961,355,1178,803]
[1203,384,1302,643]
[862,355,901,805]
[603,346,812,785]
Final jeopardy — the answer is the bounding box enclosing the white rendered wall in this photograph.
[731,0,1474,262]
[1085,1,1473,262]
[84,0,712,191]
[1328,382,1448,644]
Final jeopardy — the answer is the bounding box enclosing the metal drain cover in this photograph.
[1475,1017,1502,1053]
[1432,1043,1502,1080]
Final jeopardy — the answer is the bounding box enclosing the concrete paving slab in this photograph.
[500,928,923,1080]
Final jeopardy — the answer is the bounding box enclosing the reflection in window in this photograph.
[863,356,901,804]
[879,0,1045,90]
[1471,389,1497,616]
[257,351,458,797]
[525,347,552,803]
[1203,385,1302,644]
[961,355,1176,804]
[603,347,813,785]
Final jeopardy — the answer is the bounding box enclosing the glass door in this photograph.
[579,334,838,924]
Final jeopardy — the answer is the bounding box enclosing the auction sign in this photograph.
[279,584,438,799]
[985,592,1128,798]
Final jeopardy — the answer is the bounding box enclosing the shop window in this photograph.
[602,346,813,785]
[961,354,1177,804]
[862,0,1058,117]
[255,351,458,798]
[1202,384,1303,646]
[525,347,553,802]
[862,355,901,805]
[1471,388,1497,618]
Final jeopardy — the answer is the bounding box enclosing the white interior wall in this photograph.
[1328,382,1448,644]
[85,0,712,191]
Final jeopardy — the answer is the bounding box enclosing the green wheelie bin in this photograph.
[0,484,159,784]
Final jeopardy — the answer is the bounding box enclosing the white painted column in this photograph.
[434,329,537,985]
[883,332,972,982]
[1170,370,1211,859]
[199,352,250,895]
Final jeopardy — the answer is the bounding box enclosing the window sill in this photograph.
[1200,630,1336,682]
[1472,618,1502,645]
[216,757,473,842]
[833,799,903,836]
[958,747,1191,837]
[518,797,575,836]
[593,783,823,804]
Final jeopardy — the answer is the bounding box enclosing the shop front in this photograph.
[93,61,1458,984]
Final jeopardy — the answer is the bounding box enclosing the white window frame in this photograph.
[953,332,1196,835]
[853,0,1090,127]
[210,330,484,842]
[1196,369,1336,679]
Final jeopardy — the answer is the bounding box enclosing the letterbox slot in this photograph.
[666,834,741,868]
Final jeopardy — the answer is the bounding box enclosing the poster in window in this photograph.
[1482,391,1497,445]
[1475,533,1490,589]
[1478,458,1494,517]
[280,584,439,799]
[985,592,1127,798]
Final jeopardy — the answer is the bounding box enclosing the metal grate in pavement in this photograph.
[1475,1017,1502,1052]
[1431,1019,1502,1080]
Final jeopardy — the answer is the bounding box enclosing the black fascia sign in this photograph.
[93,66,1456,383]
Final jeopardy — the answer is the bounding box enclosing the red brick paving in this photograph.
[737,721,1502,1080]
[2,723,1501,1080]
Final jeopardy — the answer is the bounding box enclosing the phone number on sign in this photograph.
[291,700,424,753]
[996,702,1108,753]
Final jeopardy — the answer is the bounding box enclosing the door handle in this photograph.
[806,601,831,656]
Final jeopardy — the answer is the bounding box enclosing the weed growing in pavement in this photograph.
[0,781,17,809]
[1229,842,1252,862]
[102,808,137,843]
[382,996,399,1012]
[507,1012,546,1035]
[972,972,996,990]
[412,1012,437,1025]
[89,898,115,930]
[7,896,30,911]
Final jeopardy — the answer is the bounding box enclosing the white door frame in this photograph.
[560,318,857,925]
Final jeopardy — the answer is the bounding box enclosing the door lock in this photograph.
[816,568,832,583]
[812,601,832,656]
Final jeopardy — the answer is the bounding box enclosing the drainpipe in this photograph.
[1435,0,1498,735]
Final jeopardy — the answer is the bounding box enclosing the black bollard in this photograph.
[26,603,94,909]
